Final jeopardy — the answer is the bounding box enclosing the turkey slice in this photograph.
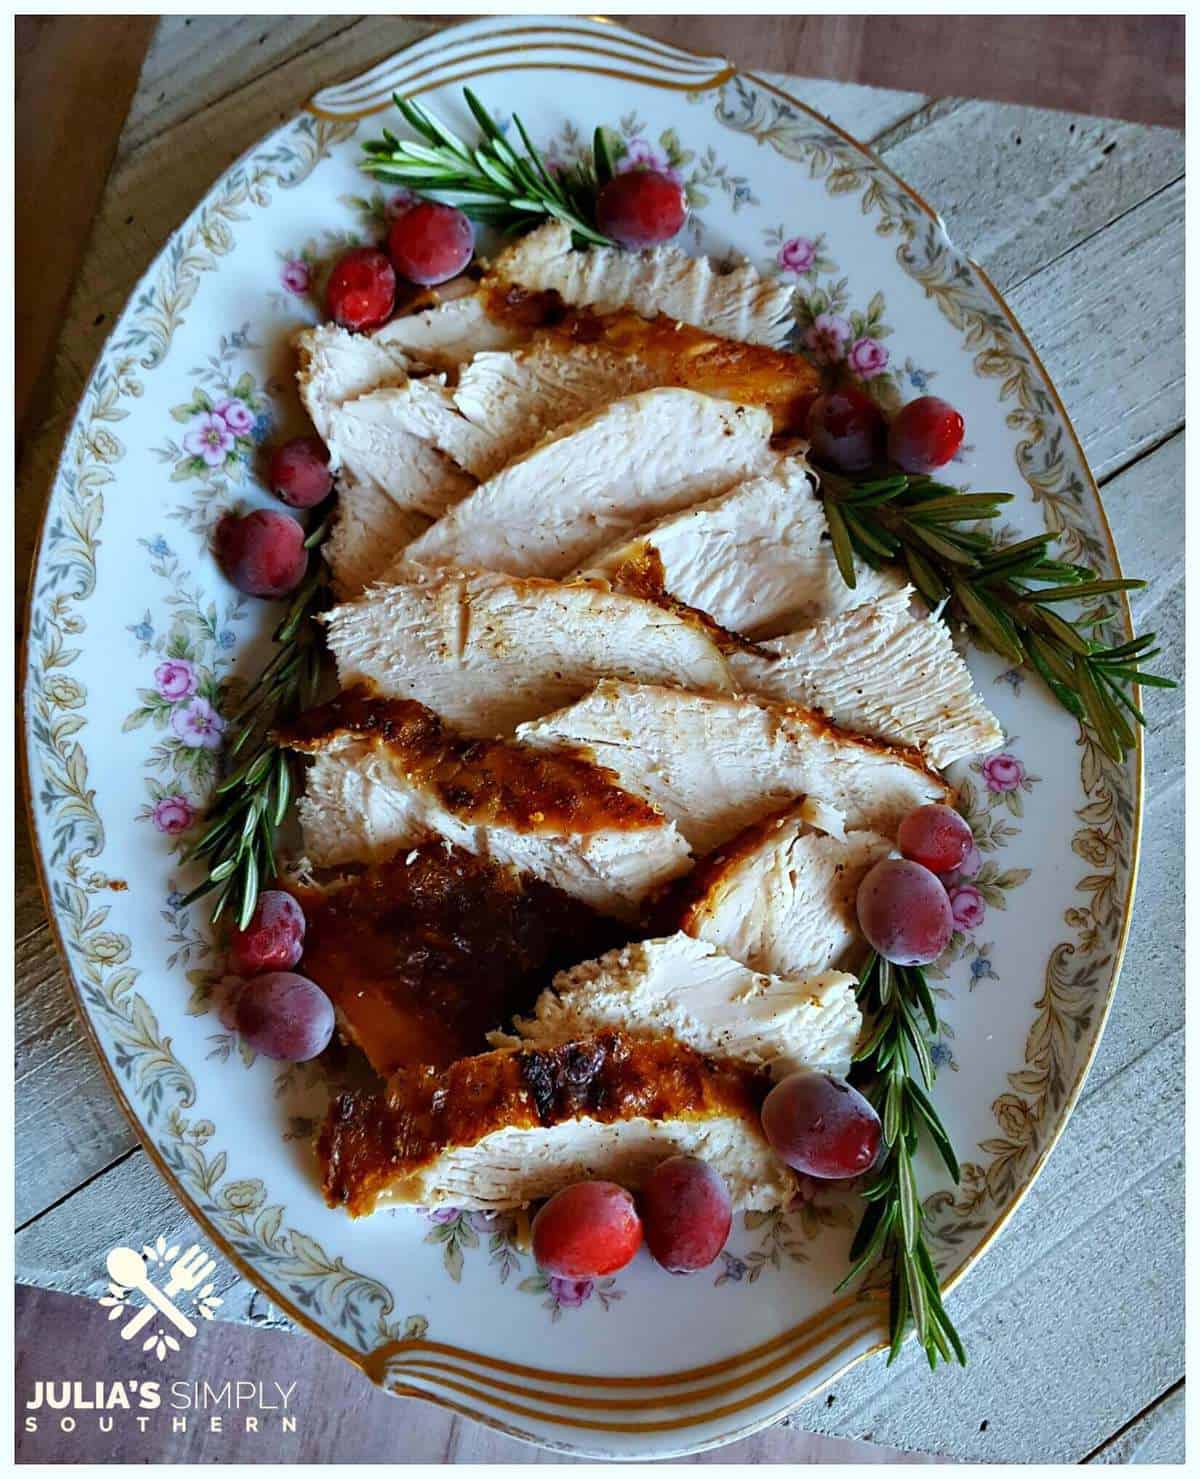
[280,689,692,921]
[517,680,950,853]
[404,389,775,578]
[581,462,905,638]
[319,1030,794,1215]
[676,800,894,982]
[492,933,861,1080]
[492,221,795,347]
[323,565,732,736]
[728,587,1004,768]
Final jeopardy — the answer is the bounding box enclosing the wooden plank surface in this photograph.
[15,15,1184,1465]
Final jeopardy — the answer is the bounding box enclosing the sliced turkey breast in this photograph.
[452,340,658,480]
[675,801,894,982]
[324,565,732,736]
[280,689,692,921]
[728,587,1004,768]
[517,680,950,854]
[370,293,525,370]
[294,323,414,446]
[289,845,618,1077]
[322,472,436,598]
[327,378,495,484]
[319,1030,794,1215]
[581,461,906,638]
[404,389,775,578]
[492,221,795,347]
[493,933,861,1079]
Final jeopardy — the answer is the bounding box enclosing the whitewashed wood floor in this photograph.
[15,16,1185,1465]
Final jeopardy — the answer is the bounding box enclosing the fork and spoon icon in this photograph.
[106,1244,216,1342]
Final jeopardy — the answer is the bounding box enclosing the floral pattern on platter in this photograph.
[715,1178,857,1287]
[269,225,361,318]
[518,1270,624,1322]
[151,328,277,533]
[123,535,244,854]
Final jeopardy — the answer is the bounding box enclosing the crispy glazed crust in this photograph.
[278,686,667,833]
[318,1030,772,1216]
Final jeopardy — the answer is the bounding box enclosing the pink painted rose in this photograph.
[948,884,986,931]
[777,235,817,275]
[618,137,683,185]
[847,335,889,380]
[153,658,198,702]
[941,841,983,889]
[151,794,194,835]
[280,259,310,295]
[982,753,1025,793]
[170,696,226,750]
[424,1207,461,1225]
[803,312,851,365]
[547,1276,594,1308]
[214,396,255,436]
[183,411,236,467]
[386,188,417,219]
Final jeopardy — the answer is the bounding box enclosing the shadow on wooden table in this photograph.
[14,1287,947,1464]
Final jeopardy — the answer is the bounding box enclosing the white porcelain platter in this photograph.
[23,15,1140,1459]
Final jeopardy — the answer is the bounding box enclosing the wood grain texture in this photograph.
[15,17,1184,1464]
[629,14,1185,128]
[14,15,156,447]
[14,1286,948,1463]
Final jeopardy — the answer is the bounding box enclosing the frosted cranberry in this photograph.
[640,1156,732,1273]
[268,437,332,509]
[532,1181,642,1278]
[215,509,307,598]
[807,388,885,472]
[762,1072,882,1179]
[227,890,306,976]
[596,170,687,248]
[325,246,396,331]
[387,202,475,287]
[888,396,965,474]
[856,857,954,967]
[898,804,974,874]
[234,972,334,1062]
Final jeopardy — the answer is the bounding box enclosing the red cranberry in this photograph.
[806,388,886,472]
[215,509,307,598]
[325,246,396,332]
[531,1182,642,1278]
[387,202,475,287]
[596,170,687,248]
[268,437,332,509]
[888,396,965,474]
[227,890,306,976]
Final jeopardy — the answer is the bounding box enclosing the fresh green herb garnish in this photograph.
[179,507,333,929]
[361,89,615,245]
[820,469,1169,762]
[840,951,966,1369]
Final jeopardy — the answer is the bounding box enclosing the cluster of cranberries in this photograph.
[807,385,965,476]
[224,892,334,1062]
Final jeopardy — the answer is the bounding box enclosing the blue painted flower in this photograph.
[908,367,931,391]
[733,183,753,206]
[166,890,185,909]
[970,956,993,981]
[128,611,154,643]
[142,534,172,558]
[998,666,1025,693]
[930,1040,954,1070]
[218,629,237,650]
[719,1252,748,1282]
[251,412,273,444]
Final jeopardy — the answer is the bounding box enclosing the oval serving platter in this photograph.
[23,15,1140,1459]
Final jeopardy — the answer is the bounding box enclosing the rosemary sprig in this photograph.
[362,89,614,246]
[839,951,966,1370]
[820,470,1171,762]
[179,507,333,929]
